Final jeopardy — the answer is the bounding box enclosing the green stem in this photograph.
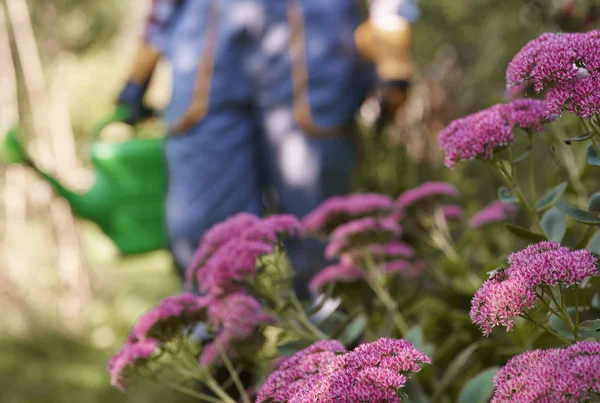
[521,314,573,345]
[204,374,237,403]
[591,137,600,157]
[216,340,251,403]
[575,285,580,333]
[158,379,223,403]
[558,286,579,341]
[528,135,536,202]
[363,253,409,335]
[514,186,546,236]
[288,292,329,340]
[492,158,545,235]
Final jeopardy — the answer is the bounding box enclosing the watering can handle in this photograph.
[91,104,133,142]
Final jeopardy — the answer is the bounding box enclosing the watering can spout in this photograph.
[1,128,88,215]
[2,111,168,256]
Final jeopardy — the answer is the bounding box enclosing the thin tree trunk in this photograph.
[3,0,91,335]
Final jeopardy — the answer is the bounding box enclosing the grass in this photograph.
[0,223,197,403]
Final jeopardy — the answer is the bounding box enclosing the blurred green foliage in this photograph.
[2,0,598,401]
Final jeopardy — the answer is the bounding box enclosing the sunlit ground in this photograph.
[0,224,196,403]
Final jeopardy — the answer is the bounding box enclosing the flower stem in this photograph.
[521,313,573,345]
[157,378,223,403]
[527,134,536,202]
[204,374,237,403]
[363,251,409,335]
[574,285,580,333]
[288,292,329,340]
[558,285,579,341]
[216,339,251,403]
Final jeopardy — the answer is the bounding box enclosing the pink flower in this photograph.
[470,241,597,335]
[395,181,459,211]
[302,194,394,237]
[200,292,273,367]
[309,263,365,294]
[546,73,600,119]
[241,214,300,243]
[186,214,299,290]
[368,241,416,260]
[129,293,210,343]
[438,204,465,221]
[196,239,274,295]
[439,100,549,168]
[506,31,600,91]
[107,338,160,391]
[382,260,426,280]
[506,31,600,119]
[257,338,430,403]
[439,105,513,168]
[504,98,549,131]
[187,213,260,286]
[492,341,600,402]
[507,241,597,287]
[207,292,273,339]
[256,340,346,403]
[325,217,401,259]
[470,271,536,336]
[469,201,518,228]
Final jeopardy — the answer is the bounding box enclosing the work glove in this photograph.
[355,17,414,131]
[117,80,155,126]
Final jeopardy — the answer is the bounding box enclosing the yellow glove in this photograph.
[355,17,414,117]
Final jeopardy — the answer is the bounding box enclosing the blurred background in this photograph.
[0,0,597,401]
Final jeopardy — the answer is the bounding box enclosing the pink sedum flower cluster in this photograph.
[506,31,600,91]
[200,292,274,367]
[492,341,600,402]
[186,213,300,293]
[128,293,211,343]
[107,338,160,391]
[439,100,549,168]
[545,73,600,119]
[395,181,459,213]
[470,241,597,335]
[469,201,518,228]
[325,217,401,259]
[438,204,465,221]
[308,263,365,295]
[302,194,394,237]
[257,338,431,403]
[507,30,600,118]
[108,293,211,391]
[108,292,272,389]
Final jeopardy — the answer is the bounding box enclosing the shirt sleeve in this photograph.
[143,0,183,52]
[369,0,420,29]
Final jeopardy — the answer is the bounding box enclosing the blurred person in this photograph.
[117,0,418,294]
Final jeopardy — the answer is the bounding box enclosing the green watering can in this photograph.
[0,106,168,255]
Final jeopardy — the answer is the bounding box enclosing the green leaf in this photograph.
[431,343,479,402]
[536,182,568,212]
[512,147,532,164]
[405,326,435,357]
[556,202,600,225]
[498,187,518,204]
[587,144,600,166]
[563,131,594,145]
[339,314,367,346]
[589,192,600,213]
[541,207,566,242]
[1,128,29,165]
[505,224,548,242]
[457,367,500,403]
[587,231,600,255]
[579,319,600,332]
